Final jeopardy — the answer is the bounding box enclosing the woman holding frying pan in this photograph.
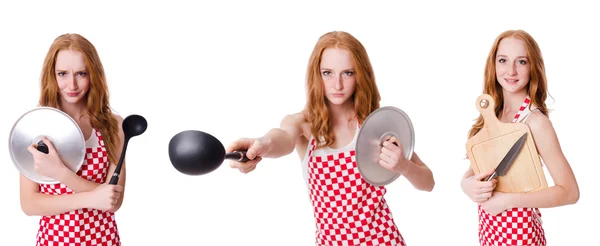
[19,33,126,245]
[460,30,580,245]
[227,31,435,245]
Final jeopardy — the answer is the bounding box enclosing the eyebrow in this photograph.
[496,54,528,59]
[55,69,88,73]
[320,67,355,71]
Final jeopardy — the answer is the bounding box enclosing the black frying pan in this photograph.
[168,130,249,175]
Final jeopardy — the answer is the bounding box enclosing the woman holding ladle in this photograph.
[20,33,129,245]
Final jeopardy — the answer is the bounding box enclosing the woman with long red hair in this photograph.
[227,31,435,245]
[20,33,127,245]
[461,30,580,245]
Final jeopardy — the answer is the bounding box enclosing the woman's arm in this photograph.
[227,112,306,172]
[55,168,102,193]
[231,112,305,159]
[19,174,90,216]
[400,152,435,191]
[259,113,306,158]
[504,112,580,208]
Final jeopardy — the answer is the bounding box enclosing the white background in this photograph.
[1,0,598,245]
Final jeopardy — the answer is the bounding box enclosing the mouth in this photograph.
[504,78,519,84]
[332,93,344,97]
[66,92,80,97]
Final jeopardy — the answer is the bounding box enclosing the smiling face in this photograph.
[320,47,357,106]
[54,49,90,106]
[495,37,531,94]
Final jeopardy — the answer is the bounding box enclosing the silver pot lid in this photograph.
[356,106,415,186]
[8,107,86,184]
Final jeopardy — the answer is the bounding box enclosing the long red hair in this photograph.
[304,31,381,148]
[38,33,120,166]
[468,30,550,139]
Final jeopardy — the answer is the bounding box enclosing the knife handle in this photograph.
[486,172,498,182]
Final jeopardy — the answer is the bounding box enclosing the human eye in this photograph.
[497,58,506,63]
[56,71,66,76]
[77,71,88,76]
[518,59,527,65]
[321,70,331,76]
[344,70,354,76]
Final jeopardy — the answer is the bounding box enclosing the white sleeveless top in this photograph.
[85,128,100,148]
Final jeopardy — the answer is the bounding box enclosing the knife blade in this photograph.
[486,132,528,181]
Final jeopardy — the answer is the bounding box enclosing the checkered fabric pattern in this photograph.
[478,206,545,246]
[37,129,121,246]
[477,96,546,246]
[307,137,406,246]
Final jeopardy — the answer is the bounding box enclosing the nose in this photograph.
[334,75,343,90]
[508,63,517,76]
[68,73,78,90]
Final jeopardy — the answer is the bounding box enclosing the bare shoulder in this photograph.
[281,111,306,126]
[525,111,555,134]
[281,110,310,140]
[112,113,124,121]
[112,113,125,140]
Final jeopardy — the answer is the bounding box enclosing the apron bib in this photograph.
[306,124,406,246]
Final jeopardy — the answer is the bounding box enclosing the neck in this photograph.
[328,101,355,127]
[502,89,528,115]
[59,100,87,121]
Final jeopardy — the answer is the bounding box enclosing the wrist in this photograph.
[77,191,93,209]
[56,165,74,183]
[397,159,413,175]
[505,192,519,209]
[259,135,273,152]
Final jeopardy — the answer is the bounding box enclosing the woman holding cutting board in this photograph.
[460,29,580,245]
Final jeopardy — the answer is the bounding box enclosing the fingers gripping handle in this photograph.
[225,151,250,162]
[486,172,498,182]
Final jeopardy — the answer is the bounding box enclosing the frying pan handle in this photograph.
[37,140,49,154]
[225,151,250,162]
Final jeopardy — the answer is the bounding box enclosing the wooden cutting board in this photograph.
[465,94,548,193]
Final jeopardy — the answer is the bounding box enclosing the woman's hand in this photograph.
[85,183,124,212]
[226,137,269,174]
[26,136,70,181]
[461,168,497,203]
[480,191,511,216]
[379,136,411,174]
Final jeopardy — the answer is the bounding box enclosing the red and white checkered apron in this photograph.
[478,96,546,246]
[36,129,120,246]
[306,130,406,246]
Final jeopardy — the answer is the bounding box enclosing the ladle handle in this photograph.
[225,151,250,162]
[37,140,49,154]
[109,137,130,185]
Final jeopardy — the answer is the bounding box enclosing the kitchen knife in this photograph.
[486,132,528,182]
